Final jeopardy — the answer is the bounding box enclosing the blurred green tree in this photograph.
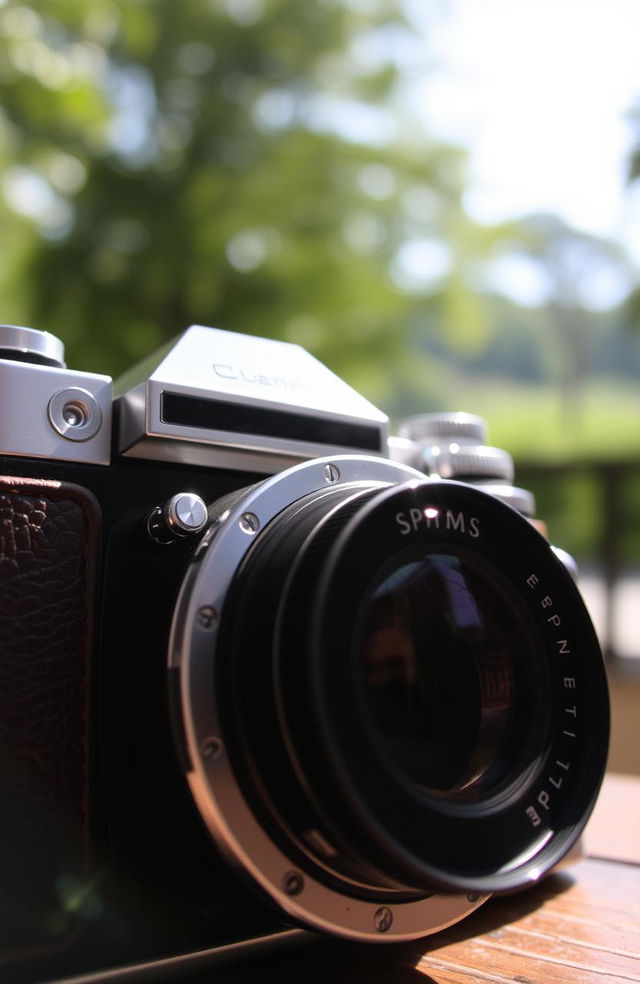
[0,0,474,403]
[508,214,634,424]
[625,101,640,332]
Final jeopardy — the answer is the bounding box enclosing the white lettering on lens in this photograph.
[565,705,577,717]
[526,805,542,827]
[394,509,480,537]
[538,790,551,811]
[446,509,465,532]
[564,677,576,689]
[410,507,423,530]
[524,579,577,657]
[545,763,573,798]
[396,512,411,536]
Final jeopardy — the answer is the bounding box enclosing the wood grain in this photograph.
[584,772,640,864]
[414,858,640,983]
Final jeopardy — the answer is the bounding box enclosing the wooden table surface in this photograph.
[205,772,640,984]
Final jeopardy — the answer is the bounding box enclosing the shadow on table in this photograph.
[176,871,575,984]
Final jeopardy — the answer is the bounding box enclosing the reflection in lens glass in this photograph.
[357,551,532,801]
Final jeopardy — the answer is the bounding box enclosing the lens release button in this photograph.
[148,492,208,544]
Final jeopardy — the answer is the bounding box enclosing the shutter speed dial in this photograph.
[0,324,66,368]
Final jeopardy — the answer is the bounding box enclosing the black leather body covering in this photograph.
[0,477,99,958]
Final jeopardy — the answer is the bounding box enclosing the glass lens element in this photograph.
[357,551,533,801]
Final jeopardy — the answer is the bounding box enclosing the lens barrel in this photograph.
[171,456,609,935]
[215,477,608,896]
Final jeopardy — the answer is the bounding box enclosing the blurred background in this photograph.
[1,0,638,768]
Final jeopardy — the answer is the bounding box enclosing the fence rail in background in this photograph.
[516,458,640,669]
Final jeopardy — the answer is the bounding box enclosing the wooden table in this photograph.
[205,772,640,983]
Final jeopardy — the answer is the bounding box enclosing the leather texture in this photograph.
[0,476,100,959]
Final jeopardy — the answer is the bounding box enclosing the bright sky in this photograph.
[409,0,640,267]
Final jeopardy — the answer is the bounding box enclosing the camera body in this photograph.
[0,325,609,984]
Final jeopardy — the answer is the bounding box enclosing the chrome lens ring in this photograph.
[169,455,490,941]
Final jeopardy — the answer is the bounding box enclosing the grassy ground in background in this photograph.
[445,376,640,463]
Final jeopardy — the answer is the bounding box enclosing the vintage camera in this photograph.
[0,323,609,984]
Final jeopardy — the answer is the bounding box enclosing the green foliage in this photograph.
[1,0,639,516]
[622,472,640,564]
[0,0,472,391]
[525,470,600,565]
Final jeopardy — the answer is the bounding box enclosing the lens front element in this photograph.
[358,550,537,801]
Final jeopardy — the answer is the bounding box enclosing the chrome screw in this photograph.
[197,606,218,629]
[282,871,304,896]
[374,906,393,933]
[202,738,223,761]
[62,403,87,427]
[323,462,340,484]
[239,512,260,534]
[466,892,481,903]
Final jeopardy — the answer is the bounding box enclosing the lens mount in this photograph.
[170,455,609,939]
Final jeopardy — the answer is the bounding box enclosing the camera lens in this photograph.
[174,459,609,924]
[357,549,537,801]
